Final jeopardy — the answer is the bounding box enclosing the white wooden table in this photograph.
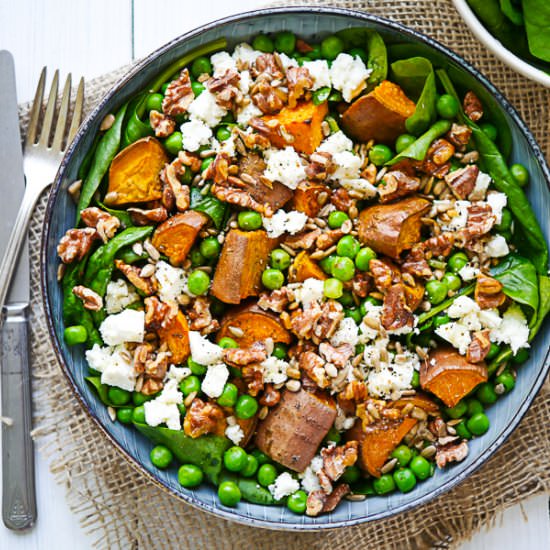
[0,1,549,548]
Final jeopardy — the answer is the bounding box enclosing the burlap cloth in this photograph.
[24,1,550,548]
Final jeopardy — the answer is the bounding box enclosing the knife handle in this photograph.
[1,302,36,530]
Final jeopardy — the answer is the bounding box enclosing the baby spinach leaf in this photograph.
[96,199,134,228]
[85,376,119,408]
[190,188,228,229]
[122,93,153,149]
[522,0,550,62]
[133,421,231,484]
[529,275,550,340]
[500,0,524,25]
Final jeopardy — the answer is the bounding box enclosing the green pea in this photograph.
[373,473,396,495]
[455,420,472,439]
[257,463,278,487]
[235,395,258,419]
[287,490,308,514]
[476,382,498,405]
[328,90,343,102]
[178,464,203,488]
[496,371,515,392]
[345,307,362,324]
[221,111,235,124]
[218,337,238,349]
[191,56,213,78]
[238,210,263,231]
[306,44,322,60]
[132,392,152,406]
[224,446,248,472]
[369,144,393,166]
[146,93,164,113]
[262,268,285,290]
[328,210,349,229]
[409,455,431,480]
[324,277,344,299]
[218,481,241,506]
[217,383,239,407]
[216,126,232,142]
[348,47,368,62]
[444,400,467,419]
[336,235,361,259]
[433,314,451,328]
[448,252,469,273]
[510,163,529,187]
[270,343,287,360]
[163,131,183,155]
[395,133,416,154]
[391,445,413,467]
[319,254,337,275]
[480,122,497,141]
[442,272,461,292]
[393,468,417,493]
[107,387,131,406]
[312,87,331,105]
[425,279,449,305]
[486,343,500,360]
[180,375,201,396]
[187,357,207,376]
[181,167,193,185]
[436,94,460,119]
[340,465,361,484]
[64,325,88,346]
[339,290,354,307]
[355,343,365,355]
[200,156,214,173]
[132,405,146,424]
[178,403,186,416]
[250,449,271,465]
[466,412,490,436]
[466,398,484,417]
[321,35,344,60]
[331,256,355,282]
[161,82,170,94]
[411,370,420,388]
[512,348,530,364]
[116,407,133,424]
[270,248,291,270]
[324,426,341,445]
[274,31,296,54]
[150,445,173,469]
[252,34,275,53]
[495,208,512,232]
[191,81,205,97]
[188,269,211,296]
[199,237,221,260]
[189,247,206,267]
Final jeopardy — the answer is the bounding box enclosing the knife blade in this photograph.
[0,50,36,530]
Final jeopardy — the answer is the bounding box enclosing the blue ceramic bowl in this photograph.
[42,7,550,530]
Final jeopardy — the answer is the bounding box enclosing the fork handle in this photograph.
[1,302,36,530]
[0,184,42,322]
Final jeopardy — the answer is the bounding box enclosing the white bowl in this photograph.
[452,0,550,88]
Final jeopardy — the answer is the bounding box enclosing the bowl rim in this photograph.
[451,0,550,88]
[41,5,550,531]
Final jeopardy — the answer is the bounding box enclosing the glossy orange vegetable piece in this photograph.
[341,80,416,144]
[217,301,292,346]
[105,137,168,206]
[211,229,278,304]
[157,310,190,364]
[290,181,330,217]
[152,210,208,266]
[421,347,488,407]
[263,100,329,154]
[288,251,327,283]
[392,392,440,415]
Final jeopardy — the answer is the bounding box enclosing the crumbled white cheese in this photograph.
[302,59,331,90]
[331,317,359,347]
[485,234,510,258]
[490,303,530,355]
[435,321,472,355]
[269,472,300,501]
[201,363,229,398]
[486,191,507,224]
[155,261,187,303]
[210,51,237,76]
[188,89,227,127]
[459,264,480,281]
[469,171,492,201]
[293,278,325,308]
[317,130,354,155]
[331,151,362,180]
[278,53,298,70]
[165,365,191,383]
[329,53,371,102]
[180,118,213,152]
[261,356,289,385]
[232,43,262,68]
[188,331,224,365]
[339,178,378,199]
[478,308,502,330]
[448,296,479,318]
[236,102,263,126]
[263,147,307,189]
[358,302,384,342]
[99,309,145,346]
[86,344,136,392]
[238,70,252,94]
[300,465,321,493]
[261,209,307,238]
[447,200,471,231]
[225,423,245,445]
[144,379,183,431]
[461,311,482,331]
[430,199,454,217]
[334,404,356,432]
[105,279,139,314]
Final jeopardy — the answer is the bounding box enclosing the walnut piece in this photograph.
[144,296,178,330]
[435,439,469,468]
[223,341,267,367]
[312,300,344,343]
[321,441,358,482]
[306,484,350,517]
[72,285,103,311]
[57,228,98,264]
[463,91,483,122]
[162,68,194,116]
[149,110,176,138]
[319,342,354,368]
[127,207,168,226]
[257,288,291,313]
[81,207,121,242]
[286,66,313,108]
[183,398,226,438]
[259,384,281,407]
[298,350,328,389]
[161,160,190,212]
[467,329,491,363]
[378,170,420,203]
[381,283,414,331]
[115,259,156,295]
[187,296,220,334]
[474,274,506,309]
[252,80,285,114]
[445,165,479,199]
[207,69,241,110]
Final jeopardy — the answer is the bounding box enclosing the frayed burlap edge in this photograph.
[26,1,550,549]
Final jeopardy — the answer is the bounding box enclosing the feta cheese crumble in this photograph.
[485,234,510,258]
[201,363,229,398]
[486,191,507,224]
[469,171,491,201]
[317,130,354,155]
[458,264,480,281]
[268,472,300,500]
[225,422,245,445]
[237,102,263,126]
[330,317,359,347]
[155,261,187,303]
[302,59,331,90]
[86,344,136,391]
[189,331,224,365]
[210,51,237,77]
[99,309,145,346]
[187,89,227,127]
[329,53,371,102]
[299,456,323,493]
[293,278,325,308]
[180,119,213,152]
[232,43,262,67]
[105,279,139,314]
[261,356,289,385]
[490,303,529,355]
[262,209,307,238]
[263,147,306,189]
[435,322,472,355]
[144,379,183,431]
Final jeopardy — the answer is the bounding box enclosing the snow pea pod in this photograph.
[76,101,128,224]
[190,188,228,229]
[121,93,153,149]
[219,471,275,505]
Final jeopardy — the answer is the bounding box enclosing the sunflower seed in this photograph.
[228,326,244,338]
[420,445,437,458]
[346,494,366,502]
[286,379,301,392]
[380,458,398,474]
[100,113,115,131]
[184,391,197,407]
[259,406,269,420]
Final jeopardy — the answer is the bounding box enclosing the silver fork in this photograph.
[0,69,84,317]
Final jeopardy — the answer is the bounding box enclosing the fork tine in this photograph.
[51,74,71,151]
[38,69,59,147]
[26,67,46,147]
[67,77,85,144]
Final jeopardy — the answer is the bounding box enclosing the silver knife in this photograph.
[0,50,36,530]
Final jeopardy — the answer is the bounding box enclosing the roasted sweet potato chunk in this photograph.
[263,100,329,154]
[255,389,336,472]
[290,181,329,217]
[211,229,278,304]
[347,417,417,477]
[157,310,190,364]
[421,347,488,407]
[105,137,168,206]
[392,392,440,415]
[358,197,430,259]
[341,80,416,144]
[288,251,327,283]
[217,301,292,346]
[152,210,208,266]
